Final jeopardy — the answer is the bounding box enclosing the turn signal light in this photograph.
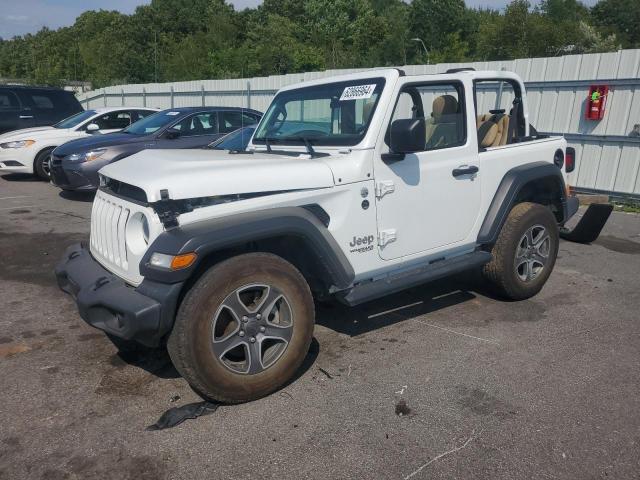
[170,253,197,270]
[149,252,197,270]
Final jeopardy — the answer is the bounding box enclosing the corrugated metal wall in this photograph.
[78,49,640,197]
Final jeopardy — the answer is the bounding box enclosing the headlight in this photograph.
[125,212,150,254]
[0,140,35,149]
[67,148,107,163]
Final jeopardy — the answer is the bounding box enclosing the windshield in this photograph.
[210,126,256,151]
[253,78,385,147]
[123,110,182,135]
[53,110,96,129]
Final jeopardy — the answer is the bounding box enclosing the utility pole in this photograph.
[154,31,158,83]
[411,38,429,65]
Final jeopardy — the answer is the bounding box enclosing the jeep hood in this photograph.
[99,148,336,202]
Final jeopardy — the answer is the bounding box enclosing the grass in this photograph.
[612,201,640,214]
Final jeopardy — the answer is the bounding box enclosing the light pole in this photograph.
[411,38,429,65]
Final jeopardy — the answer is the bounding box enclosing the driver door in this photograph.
[374,78,481,260]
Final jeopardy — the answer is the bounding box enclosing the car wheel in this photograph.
[34,148,54,181]
[167,252,315,404]
[482,202,559,300]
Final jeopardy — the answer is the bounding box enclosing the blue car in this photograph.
[50,107,261,191]
[208,126,256,151]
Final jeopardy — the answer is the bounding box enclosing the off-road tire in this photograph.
[482,202,559,300]
[34,148,54,180]
[167,253,315,404]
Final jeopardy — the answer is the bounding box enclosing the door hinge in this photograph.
[378,229,397,247]
[375,180,395,199]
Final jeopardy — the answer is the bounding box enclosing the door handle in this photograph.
[19,115,34,119]
[452,165,479,177]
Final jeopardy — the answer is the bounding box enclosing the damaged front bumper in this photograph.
[561,196,613,244]
[55,243,182,347]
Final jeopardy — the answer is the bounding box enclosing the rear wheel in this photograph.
[482,202,559,300]
[167,253,315,403]
[34,148,54,180]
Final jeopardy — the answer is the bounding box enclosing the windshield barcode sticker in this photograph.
[166,111,180,116]
[339,84,377,101]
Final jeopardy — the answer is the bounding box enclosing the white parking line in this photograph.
[0,205,38,211]
[0,195,32,200]
[368,301,424,319]
[413,319,499,345]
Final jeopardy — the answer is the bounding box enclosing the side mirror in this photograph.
[86,123,100,133]
[164,128,181,139]
[389,118,426,154]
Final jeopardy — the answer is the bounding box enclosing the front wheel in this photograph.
[34,148,54,180]
[482,202,559,300]
[167,253,315,404]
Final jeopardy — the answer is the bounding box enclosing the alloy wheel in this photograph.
[211,284,293,375]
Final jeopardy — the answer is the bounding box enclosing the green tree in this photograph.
[409,0,467,54]
[591,0,640,48]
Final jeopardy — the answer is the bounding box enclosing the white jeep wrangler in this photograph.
[57,68,598,403]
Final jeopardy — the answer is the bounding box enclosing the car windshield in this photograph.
[53,110,97,129]
[209,126,256,151]
[253,78,385,147]
[123,110,182,135]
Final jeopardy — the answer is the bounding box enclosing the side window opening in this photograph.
[31,94,55,110]
[174,113,218,137]
[386,82,466,152]
[133,110,153,122]
[0,91,19,110]
[474,79,531,148]
[220,111,260,134]
[93,111,132,130]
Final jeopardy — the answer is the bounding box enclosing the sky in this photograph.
[0,0,599,39]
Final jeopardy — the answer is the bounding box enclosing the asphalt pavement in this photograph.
[1,172,639,480]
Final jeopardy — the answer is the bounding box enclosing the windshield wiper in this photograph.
[258,135,321,157]
[282,136,316,156]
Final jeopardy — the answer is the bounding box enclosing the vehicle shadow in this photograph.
[316,273,495,337]
[0,173,40,182]
[107,335,321,387]
[107,273,491,402]
[108,341,181,380]
[59,190,96,203]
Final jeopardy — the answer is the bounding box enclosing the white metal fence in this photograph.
[78,49,640,197]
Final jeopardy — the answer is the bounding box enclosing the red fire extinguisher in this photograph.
[586,85,608,121]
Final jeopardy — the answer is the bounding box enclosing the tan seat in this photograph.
[477,113,509,147]
[426,95,461,149]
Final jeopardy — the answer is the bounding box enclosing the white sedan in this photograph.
[0,107,158,180]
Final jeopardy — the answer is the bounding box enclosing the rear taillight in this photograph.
[565,147,576,173]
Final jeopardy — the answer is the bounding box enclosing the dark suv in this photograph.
[0,86,83,134]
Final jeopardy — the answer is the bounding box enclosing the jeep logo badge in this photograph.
[350,235,374,247]
[349,235,375,254]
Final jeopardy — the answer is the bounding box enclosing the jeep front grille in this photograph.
[90,193,130,270]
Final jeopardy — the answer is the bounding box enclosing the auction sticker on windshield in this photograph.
[166,111,180,116]
[339,84,377,101]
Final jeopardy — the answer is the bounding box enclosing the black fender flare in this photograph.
[477,161,567,246]
[139,206,355,289]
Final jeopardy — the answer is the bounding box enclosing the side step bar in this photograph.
[337,251,492,307]
[560,203,613,244]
